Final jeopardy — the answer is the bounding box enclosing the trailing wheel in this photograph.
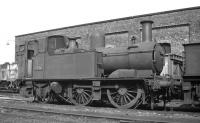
[107,85,143,109]
[69,84,93,106]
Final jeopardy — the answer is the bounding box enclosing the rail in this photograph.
[0,105,170,123]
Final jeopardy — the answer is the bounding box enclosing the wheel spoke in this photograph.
[123,95,128,104]
[82,93,88,102]
[126,92,136,99]
[125,94,131,102]
[78,94,81,103]
[83,90,91,98]
[116,95,121,104]
[127,90,138,94]
[80,94,84,104]
[120,96,123,105]
[77,95,81,104]
[78,94,82,104]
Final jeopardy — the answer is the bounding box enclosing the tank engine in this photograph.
[16,20,199,109]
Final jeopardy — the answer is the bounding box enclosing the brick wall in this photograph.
[16,7,200,55]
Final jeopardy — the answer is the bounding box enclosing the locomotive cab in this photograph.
[45,35,103,79]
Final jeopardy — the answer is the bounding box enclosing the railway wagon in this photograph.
[0,63,18,90]
[182,43,200,105]
[15,20,199,109]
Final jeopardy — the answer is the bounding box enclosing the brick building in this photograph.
[15,6,200,56]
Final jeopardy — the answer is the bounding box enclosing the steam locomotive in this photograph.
[16,20,200,109]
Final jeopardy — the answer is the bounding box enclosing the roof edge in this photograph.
[16,6,200,38]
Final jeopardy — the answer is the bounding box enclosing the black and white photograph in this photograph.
[0,0,200,122]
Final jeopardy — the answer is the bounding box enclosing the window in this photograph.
[27,50,34,59]
[47,35,67,55]
[19,45,25,52]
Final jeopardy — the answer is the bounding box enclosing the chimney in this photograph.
[140,20,154,42]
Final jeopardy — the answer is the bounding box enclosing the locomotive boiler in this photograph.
[91,21,164,77]
[16,20,188,109]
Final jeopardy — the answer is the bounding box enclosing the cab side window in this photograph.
[47,36,67,55]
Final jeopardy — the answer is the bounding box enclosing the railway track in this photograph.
[0,106,163,123]
[0,93,32,103]
[1,103,200,123]
[0,105,175,123]
[1,92,199,112]
[0,88,19,93]
[0,95,200,123]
